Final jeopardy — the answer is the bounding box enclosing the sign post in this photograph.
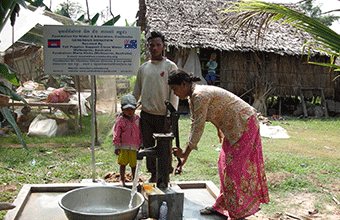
[44,25,140,182]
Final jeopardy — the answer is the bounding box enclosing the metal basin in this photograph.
[59,186,144,220]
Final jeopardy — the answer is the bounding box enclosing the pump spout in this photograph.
[136,134,174,189]
[137,146,156,160]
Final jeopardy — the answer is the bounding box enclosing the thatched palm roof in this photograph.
[138,0,321,56]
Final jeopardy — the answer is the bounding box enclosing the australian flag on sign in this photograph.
[48,39,61,48]
[124,39,137,50]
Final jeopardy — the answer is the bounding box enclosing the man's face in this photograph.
[148,37,165,59]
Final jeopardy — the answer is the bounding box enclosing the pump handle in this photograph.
[164,101,182,174]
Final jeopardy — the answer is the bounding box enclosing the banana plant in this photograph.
[102,15,120,26]
[77,12,120,26]
[1,0,29,152]
[0,64,29,152]
[221,0,340,77]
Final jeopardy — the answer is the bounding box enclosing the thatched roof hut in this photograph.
[4,41,43,83]
[137,0,340,114]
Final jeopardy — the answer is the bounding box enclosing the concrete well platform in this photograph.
[4,181,225,220]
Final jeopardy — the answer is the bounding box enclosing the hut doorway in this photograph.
[199,48,221,86]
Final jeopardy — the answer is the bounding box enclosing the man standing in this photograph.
[132,31,178,182]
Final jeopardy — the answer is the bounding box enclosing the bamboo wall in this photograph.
[5,46,43,83]
[219,51,336,99]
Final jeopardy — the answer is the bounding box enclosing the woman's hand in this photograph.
[172,147,184,158]
[173,148,188,175]
[172,145,193,174]
[173,147,184,175]
[175,157,187,174]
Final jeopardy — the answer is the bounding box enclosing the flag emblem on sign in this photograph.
[48,39,61,48]
[124,40,137,49]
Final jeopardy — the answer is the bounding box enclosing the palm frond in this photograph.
[308,61,339,69]
[222,0,340,55]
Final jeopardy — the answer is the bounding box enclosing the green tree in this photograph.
[25,0,50,11]
[221,0,340,76]
[58,0,120,26]
[300,0,340,27]
[98,6,122,26]
[54,1,85,19]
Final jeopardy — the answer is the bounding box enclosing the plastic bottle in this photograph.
[158,201,168,220]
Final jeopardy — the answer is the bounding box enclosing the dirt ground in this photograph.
[251,172,340,220]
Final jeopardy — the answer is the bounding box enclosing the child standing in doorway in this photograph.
[205,53,218,85]
[113,94,143,187]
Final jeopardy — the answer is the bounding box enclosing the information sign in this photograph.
[43,25,140,75]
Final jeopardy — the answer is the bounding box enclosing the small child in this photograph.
[205,53,218,85]
[112,94,143,187]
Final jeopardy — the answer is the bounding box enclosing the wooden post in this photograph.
[300,90,308,117]
[75,76,82,132]
[113,76,117,113]
[90,75,96,182]
[300,87,328,118]
[278,96,282,116]
[94,76,99,145]
[320,88,329,118]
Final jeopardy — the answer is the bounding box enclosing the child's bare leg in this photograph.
[120,165,126,187]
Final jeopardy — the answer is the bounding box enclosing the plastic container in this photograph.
[158,201,168,220]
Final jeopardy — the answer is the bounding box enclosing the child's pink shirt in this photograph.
[112,114,143,151]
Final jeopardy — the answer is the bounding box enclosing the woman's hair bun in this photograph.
[168,69,201,85]
[189,74,202,82]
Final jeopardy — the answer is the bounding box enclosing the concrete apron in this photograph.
[4,181,225,220]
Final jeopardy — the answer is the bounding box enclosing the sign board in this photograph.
[43,25,140,76]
